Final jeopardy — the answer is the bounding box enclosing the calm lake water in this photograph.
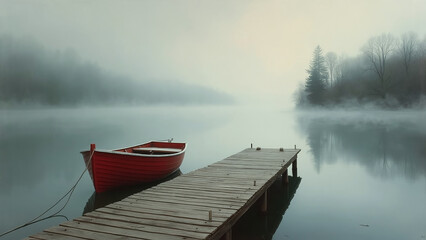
[1,106,425,239]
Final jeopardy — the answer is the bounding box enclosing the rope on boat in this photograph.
[0,150,95,238]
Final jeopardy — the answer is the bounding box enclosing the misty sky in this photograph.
[1,0,426,107]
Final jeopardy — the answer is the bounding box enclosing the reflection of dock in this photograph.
[233,176,302,239]
[27,147,300,240]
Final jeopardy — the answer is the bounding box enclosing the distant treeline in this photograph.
[296,32,426,108]
[0,36,233,107]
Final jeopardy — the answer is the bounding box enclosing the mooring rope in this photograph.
[0,150,95,238]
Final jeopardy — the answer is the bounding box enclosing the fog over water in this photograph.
[0,36,232,107]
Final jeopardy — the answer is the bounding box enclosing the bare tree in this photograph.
[334,54,347,84]
[362,33,396,97]
[399,32,418,75]
[325,52,338,88]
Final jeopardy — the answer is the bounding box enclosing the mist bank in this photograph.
[0,36,233,107]
[297,111,426,179]
[296,32,426,109]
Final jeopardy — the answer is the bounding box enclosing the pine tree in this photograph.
[305,46,328,105]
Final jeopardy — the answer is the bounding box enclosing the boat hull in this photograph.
[81,141,186,193]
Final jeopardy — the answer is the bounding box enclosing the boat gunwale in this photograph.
[80,141,187,158]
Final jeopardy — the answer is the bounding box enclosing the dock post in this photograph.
[222,229,232,240]
[292,157,298,177]
[282,169,289,184]
[260,190,268,213]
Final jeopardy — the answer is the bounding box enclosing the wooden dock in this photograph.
[26,147,300,240]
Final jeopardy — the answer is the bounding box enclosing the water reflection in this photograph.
[233,176,302,240]
[297,111,426,179]
[0,110,115,192]
[83,170,182,214]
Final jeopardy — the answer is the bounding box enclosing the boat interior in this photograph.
[123,147,182,155]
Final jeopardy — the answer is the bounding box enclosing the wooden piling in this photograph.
[222,229,232,240]
[283,169,289,184]
[292,157,298,177]
[260,190,268,213]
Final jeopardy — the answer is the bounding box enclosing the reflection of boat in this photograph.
[233,176,302,239]
[81,141,186,193]
[83,169,182,214]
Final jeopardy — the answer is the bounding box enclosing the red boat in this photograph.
[81,141,186,193]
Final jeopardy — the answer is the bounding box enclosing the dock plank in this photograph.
[61,221,199,240]
[85,211,217,233]
[127,193,247,208]
[128,194,243,210]
[45,226,144,240]
[97,205,224,225]
[132,190,247,205]
[74,216,209,239]
[114,200,235,219]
